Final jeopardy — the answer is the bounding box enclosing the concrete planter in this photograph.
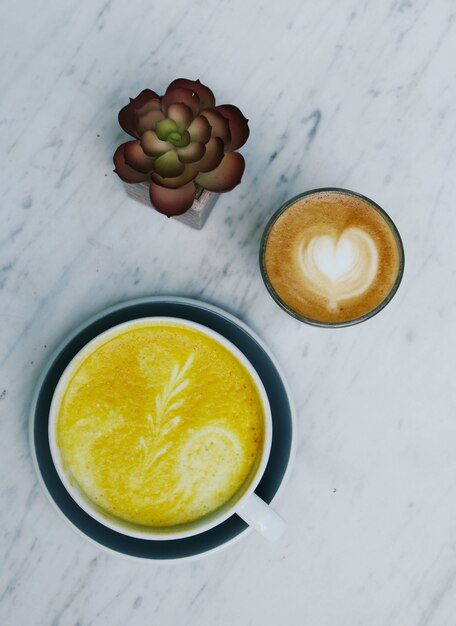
[124,182,219,230]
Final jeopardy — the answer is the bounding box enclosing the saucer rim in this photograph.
[29,296,297,562]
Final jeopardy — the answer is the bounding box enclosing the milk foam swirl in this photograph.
[135,425,243,509]
[177,426,243,502]
[298,227,379,310]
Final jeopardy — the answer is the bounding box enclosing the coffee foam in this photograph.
[298,227,379,311]
[56,323,264,527]
[263,191,401,323]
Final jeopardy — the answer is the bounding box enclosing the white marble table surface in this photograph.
[2,0,456,624]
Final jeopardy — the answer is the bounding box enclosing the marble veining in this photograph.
[1,0,456,624]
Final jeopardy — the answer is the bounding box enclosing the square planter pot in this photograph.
[123,182,219,230]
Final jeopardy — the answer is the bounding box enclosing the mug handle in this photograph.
[236,493,286,541]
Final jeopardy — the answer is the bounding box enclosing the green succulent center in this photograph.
[156,118,190,147]
[167,130,190,147]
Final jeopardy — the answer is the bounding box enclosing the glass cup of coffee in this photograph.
[260,188,404,327]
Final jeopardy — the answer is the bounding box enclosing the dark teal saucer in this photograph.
[30,297,295,560]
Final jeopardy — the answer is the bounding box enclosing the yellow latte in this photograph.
[55,322,265,528]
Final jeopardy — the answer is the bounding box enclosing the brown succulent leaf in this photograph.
[195,152,245,192]
[153,150,185,178]
[200,109,231,145]
[187,115,212,144]
[166,79,216,111]
[123,140,155,173]
[215,104,250,151]
[113,143,151,183]
[177,142,206,164]
[161,88,200,116]
[118,89,159,137]
[136,108,165,135]
[141,130,173,156]
[151,164,197,189]
[166,103,194,132]
[192,137,224,173]
[131,89,159,103]
[149,181,195,216]
[118,107,137,137]
[135,98,162,116]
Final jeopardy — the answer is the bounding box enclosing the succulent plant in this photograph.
[114,78,249,216]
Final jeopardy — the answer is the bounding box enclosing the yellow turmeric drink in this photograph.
[55,321,265,528]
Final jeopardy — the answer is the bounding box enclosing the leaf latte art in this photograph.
[298,228,379,311]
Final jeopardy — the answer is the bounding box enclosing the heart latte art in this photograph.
[298,228,379,311]
[263,190,402,324]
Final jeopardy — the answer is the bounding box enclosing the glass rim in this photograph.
[259,187,405,328]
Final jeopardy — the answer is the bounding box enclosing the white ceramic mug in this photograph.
[48,317,286,542]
